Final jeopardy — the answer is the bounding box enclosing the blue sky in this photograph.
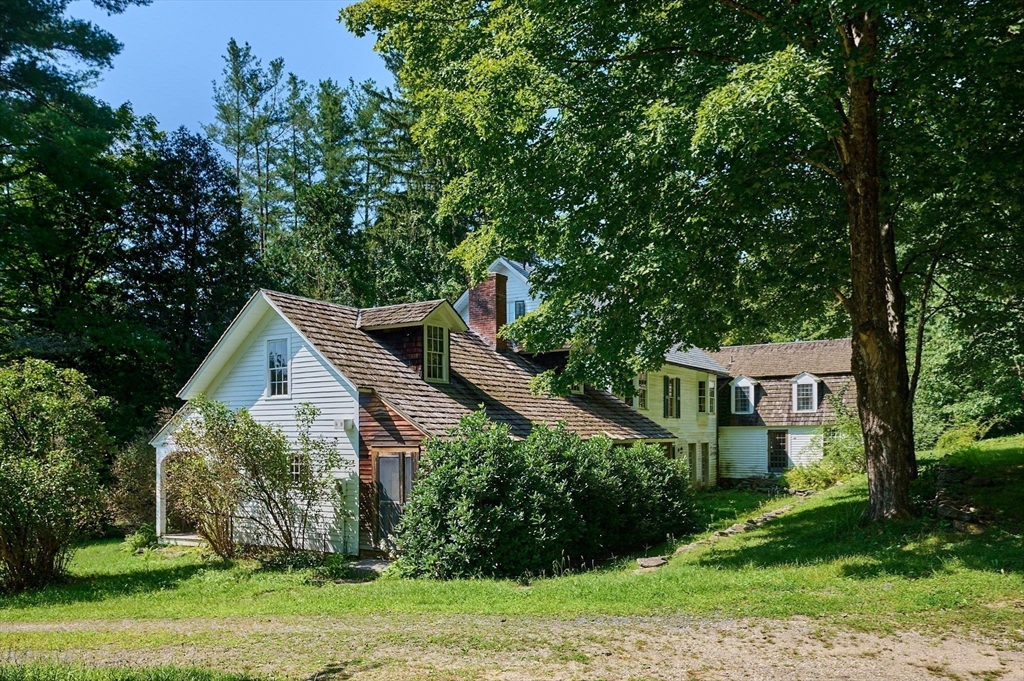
[71,0,394,132]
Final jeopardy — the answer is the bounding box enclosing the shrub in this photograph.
[0,360,110,592]
[782,391,865,491]
[935,419,995,454]
[394,411,694,580]
[166,397,348,558]
[107,437,158,534]
[121,523,158,554]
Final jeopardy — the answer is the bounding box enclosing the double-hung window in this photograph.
[698,380,707,413]
[637,373,648,410]
[734,385,752,413]
[513,300,526,320]
[708,380,716,414]
[663,376,681,418]
[267,339,289,396]
[424,325,448,383]
[797,383,814,411]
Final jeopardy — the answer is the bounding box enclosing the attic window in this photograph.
[513,300,526,320]
[571,383,585,395]
[267,339,289,397]
[792,373,819,412]
[424,325,448,383]
[732,376,755,415]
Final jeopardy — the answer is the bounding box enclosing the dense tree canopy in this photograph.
[345,0,1024,518]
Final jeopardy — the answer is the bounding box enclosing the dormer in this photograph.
[731,375,757,414]
[357,300,467,384]
[791,372,821,412]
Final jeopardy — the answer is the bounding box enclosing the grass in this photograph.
[0,437,1022,642]
[0,666,258,681]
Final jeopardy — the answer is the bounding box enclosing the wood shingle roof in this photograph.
[264,290,672,441]
[710,339,853,378]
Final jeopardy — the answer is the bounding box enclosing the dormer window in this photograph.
[424,325,448,383]
[571,383,585,395]
[267,338,289,397]
[791,372,820,412]
[732,375,756,414]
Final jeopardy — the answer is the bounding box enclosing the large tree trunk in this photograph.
[836,13,916,521]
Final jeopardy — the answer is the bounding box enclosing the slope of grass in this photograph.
[0,437,1021,640]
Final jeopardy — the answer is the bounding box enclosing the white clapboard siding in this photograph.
[638,365,719,485]
[202,309,361,554]
[788,426,825,467]
[718,426,768,478]
[454,259,540,324]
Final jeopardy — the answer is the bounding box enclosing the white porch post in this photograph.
[155,445,168,537]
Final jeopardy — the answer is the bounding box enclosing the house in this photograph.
[710,339,857,478]
[151,276,673,556]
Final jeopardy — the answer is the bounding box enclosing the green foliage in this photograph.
[106,437,158,534]
[0,359,110,592]
[934,420,995,456]
[120,524,158,554]
[166,397,351,558]
[782,392,864,491]
[394,411,694,580]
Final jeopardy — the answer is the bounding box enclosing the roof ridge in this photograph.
[357,299,447,313]
[261,288,359,312]
[716,338,851,350]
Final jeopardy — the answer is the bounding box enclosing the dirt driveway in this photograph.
[2,615,1021,680]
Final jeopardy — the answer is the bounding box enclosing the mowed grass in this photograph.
[0,437,1022,640]
[0,666,259,681]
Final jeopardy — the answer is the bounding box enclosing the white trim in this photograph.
[453,257,532,315]
[791,372,820,413]
[732,375,757,414]
[265,336,292,399]
[424,324,449,384]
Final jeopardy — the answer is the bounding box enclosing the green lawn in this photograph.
[1,437,1022,639]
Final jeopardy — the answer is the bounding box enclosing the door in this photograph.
[688,443,698,485]
[700,443,711,486]
[768,430,789,473]
[375,449,417,551]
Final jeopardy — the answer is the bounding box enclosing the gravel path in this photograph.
[2,615,1022,680]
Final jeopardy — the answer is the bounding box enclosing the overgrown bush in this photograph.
[394,411,694,580]
[166,397,348,558]
[934,419,995,454]
[783,392,865,491]
[121,523,158,554]
[0,360,110,592]
[107,436,158,533]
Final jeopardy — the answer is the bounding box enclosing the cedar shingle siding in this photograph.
[712,339,857,428]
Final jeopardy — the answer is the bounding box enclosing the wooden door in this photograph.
[700,443,710,486]
[687,443,698,484]
[768,430,789,472]
[375,449,417,552]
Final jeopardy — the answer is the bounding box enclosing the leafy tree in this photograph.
[345,0,1024,520]
[0,360,110,592]
[167,397,350,557]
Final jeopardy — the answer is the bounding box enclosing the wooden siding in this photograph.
[455,260,539,324]
[368,327,424,378]
[203,310,361,554]
[634,365,719,485]
[718,425,825,478]
[717,374,856,427]
[358,391,425,553]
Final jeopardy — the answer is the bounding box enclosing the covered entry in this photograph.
[373,448,418,552]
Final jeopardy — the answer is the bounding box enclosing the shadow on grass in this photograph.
[0,553,231,611]
[693,478,1023,579]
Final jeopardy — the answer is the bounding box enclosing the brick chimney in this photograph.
[469,272,507,351]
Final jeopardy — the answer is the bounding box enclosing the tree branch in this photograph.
[908,237,945,405]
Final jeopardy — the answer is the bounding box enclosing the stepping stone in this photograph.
[637,556,668,568]
[728,523,748,533]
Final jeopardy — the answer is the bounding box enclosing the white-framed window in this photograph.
[637,372,648,410]
[424,325,448,383]
[708,379,716,414]
[698,380,707,413]
[663,375,681,418]
[290,453,304,484]
[267,338,290,397]
[732,376,755,414]
[571,383,585,395]
[792,373,819,412]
